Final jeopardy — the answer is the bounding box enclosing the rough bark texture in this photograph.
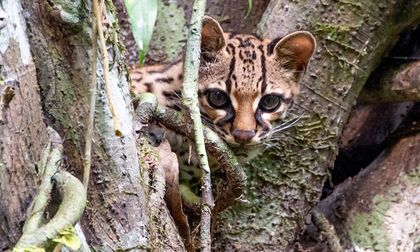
[0,0,48,249]
[312,133,420,251]
[2,0,420,250]
[138,140,186,252]
[216,1,420,250]
[1,0,185,250]
[115,0,420,250]
[18,0,149,250]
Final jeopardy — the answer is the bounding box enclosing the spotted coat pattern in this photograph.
[131,16,316,178]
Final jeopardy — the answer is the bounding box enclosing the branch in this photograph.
[92,0,122,136]
[313,133,420,251]
[83,3,99,190]
[360,61,420,103]
[135,93,246,214]
[16,127,87,249]
[22,127,63,233]
[312,210,343,252]
[180,0,212,250]
[16,170,87,248]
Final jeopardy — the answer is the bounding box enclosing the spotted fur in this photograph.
[131,16,316,150]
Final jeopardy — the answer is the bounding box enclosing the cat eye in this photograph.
[259,94,282,112]
[206,89,230,109]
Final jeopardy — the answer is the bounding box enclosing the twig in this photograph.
[83,4,99,191]
[312,209,343,252]
[181,0,212,250]
[92,0,122,136]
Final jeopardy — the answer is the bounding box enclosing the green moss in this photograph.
[49,0,82,24]
[314,20,366,59]
[240,112,336,196]
[403,165,420,185]
[337,0,363,8]
[348,166,420,251]
[44,65,81,147]
[348,195,395,251]
[179,184,201,205]
[314,22,360,39]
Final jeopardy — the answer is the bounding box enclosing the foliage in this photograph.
[245,0,253,18]
[124,0,157,65]
[52,225,81,250]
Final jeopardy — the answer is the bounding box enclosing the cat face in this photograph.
[197,16,316,147]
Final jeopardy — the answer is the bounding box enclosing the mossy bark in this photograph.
[314,133,420,251]
[3,0,419,250]
[215,1,420,250]
[133,0,420,251]
[6,0,181,250]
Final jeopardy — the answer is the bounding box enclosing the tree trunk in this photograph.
[0,1,48,249]
[116,0,420,250]
[19,0,150,249]
[312,133,420,251]
[217,1,420,250]
[1,0,183,250]
[1,0,420,251]
[360,61,420,102]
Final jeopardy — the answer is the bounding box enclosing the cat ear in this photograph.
[271,31,316,73]
[201,16,225,60]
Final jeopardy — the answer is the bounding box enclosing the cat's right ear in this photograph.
[201,16,225,60]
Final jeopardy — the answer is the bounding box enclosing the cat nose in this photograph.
[232,129,255,144]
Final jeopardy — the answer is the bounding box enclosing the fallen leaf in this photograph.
[157,140,193,250]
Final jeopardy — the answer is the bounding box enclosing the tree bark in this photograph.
[2,0,420,251]
[360,61,420,102]
[116,0,420,250]
[113,0,270,66]
[311,133,420,251]
[331,102,414,184]
[20,0,149,249]
[0,0,183,250]
[0,0,48,249]
[214,1,420,250]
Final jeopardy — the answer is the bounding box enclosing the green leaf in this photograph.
[124,0,158,65]
[245,0,253,18]
[52,225,81,250]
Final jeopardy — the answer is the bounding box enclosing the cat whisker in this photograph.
[262,142,275,150]
[273,114,303,128]
[272,115,303,133]
[172,102,183,110]
[172,90,182,100]
[201,116,218,132]
[262,142,284,152]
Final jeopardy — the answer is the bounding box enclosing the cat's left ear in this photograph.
[201,16,226,60]
[270,31,316,73]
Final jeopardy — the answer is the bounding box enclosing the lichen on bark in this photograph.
[119,0,420,250]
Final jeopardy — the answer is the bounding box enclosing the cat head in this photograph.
[197,16,316,147]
